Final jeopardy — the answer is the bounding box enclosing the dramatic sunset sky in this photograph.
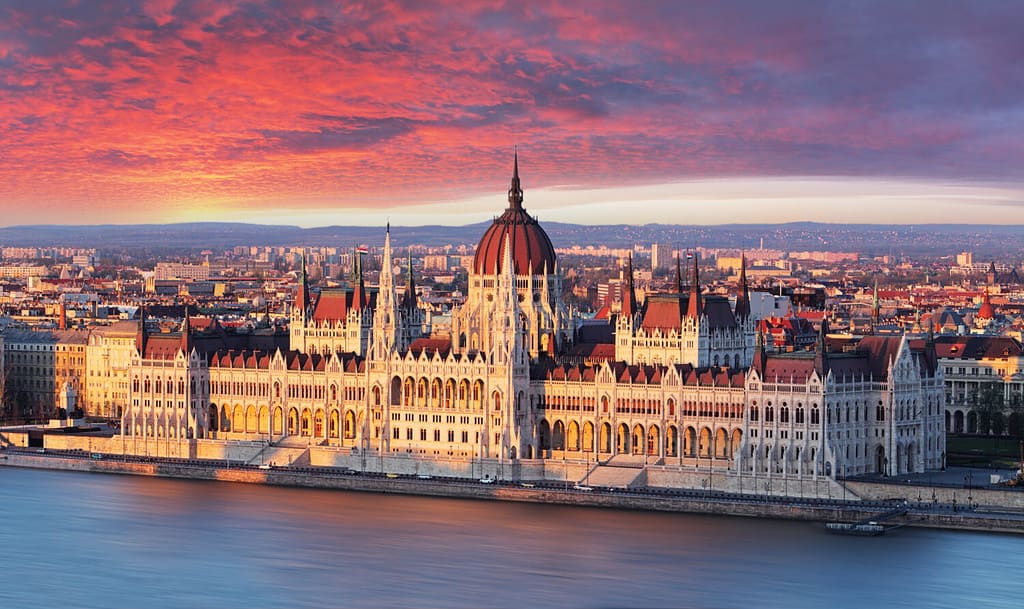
[1,1,1022,227]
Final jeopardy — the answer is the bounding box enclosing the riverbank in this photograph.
[3,450,1021,535]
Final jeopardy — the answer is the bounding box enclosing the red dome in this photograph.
[472,155,556,276]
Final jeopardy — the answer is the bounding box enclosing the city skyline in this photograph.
[2,1,1023,227]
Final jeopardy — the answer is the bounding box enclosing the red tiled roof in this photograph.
[312,289,356,321]
[143,335,183,360]
[933,335,1023,359]
[409,337,453,356]
[640,296,685,332]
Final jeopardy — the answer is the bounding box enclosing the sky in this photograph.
[1,0,1023,227]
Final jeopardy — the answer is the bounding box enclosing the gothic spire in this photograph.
[686,250,703,318]
[136,304,147,354]
[508,147,523,210]
[674,253,683,294]
[180,306,191,354]
[403,251,417,309]
[621,253,637,318]
[296,253,311,314]
[735,253,751,320]
[814,317,829,375]
[871,276,880,324]
[352,245,367,309]
[753,324,767,374]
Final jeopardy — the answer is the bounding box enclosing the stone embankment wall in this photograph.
[847,480,1024,510]
[3,452,1021,535]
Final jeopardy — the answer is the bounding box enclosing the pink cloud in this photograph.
[0,1,1021,225]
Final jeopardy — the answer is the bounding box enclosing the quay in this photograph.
[2,447,1022,535]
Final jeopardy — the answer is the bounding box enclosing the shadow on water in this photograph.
[0,468,1020,609]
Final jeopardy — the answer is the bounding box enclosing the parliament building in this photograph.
[122,156,945,489]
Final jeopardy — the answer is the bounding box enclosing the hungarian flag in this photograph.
[356,246,368,254]
[685,250,694,260]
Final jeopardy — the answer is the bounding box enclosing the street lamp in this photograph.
[843,465,847,502]
[965,472,973,508]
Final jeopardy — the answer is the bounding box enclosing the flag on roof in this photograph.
[356,246,368,254]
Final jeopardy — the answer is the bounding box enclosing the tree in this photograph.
[1008,411,1024,440]
[992,411,1007,437]
[971,383,1004,436]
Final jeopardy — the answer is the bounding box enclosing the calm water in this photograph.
[1,468,1021,608]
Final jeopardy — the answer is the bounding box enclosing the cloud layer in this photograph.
[1,1,1022,225]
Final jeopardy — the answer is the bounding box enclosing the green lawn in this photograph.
[946,435,1021,458]
[946,435,1023,468]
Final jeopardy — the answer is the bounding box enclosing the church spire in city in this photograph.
[508,147,523,210]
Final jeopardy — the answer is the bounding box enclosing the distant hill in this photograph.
[0,221,1021,257]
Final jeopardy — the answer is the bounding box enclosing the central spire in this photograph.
[508,148,523,210]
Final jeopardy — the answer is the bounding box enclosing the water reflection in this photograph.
[0,468,1020,609]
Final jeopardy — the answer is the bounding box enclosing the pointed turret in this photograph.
[814,318,829,375]
[734,253,751,320]
[351,245,367,309]
[180,307,191,354]
[402,252,417,310]
[621,253,637,318]
[136,305,147,355]
[372,224,399,356]
[686,251,703,318]
[380,225,394,295]
[871,276,880,330]
[295,253,311,317]
[674,254,683,294]
[499,235,517,309]
[508,147,523,210]
[977,288,995,320]
[753,325,768,373]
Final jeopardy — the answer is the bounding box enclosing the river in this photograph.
[0,468,1020,608]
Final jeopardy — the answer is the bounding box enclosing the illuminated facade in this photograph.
[114,158,943,482]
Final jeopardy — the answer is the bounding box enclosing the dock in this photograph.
[826,506,909,536]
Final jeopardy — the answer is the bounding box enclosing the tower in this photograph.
[371,224,402,358]
[452,151,571,359]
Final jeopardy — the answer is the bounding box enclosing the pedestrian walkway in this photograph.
[584,464,645,489]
